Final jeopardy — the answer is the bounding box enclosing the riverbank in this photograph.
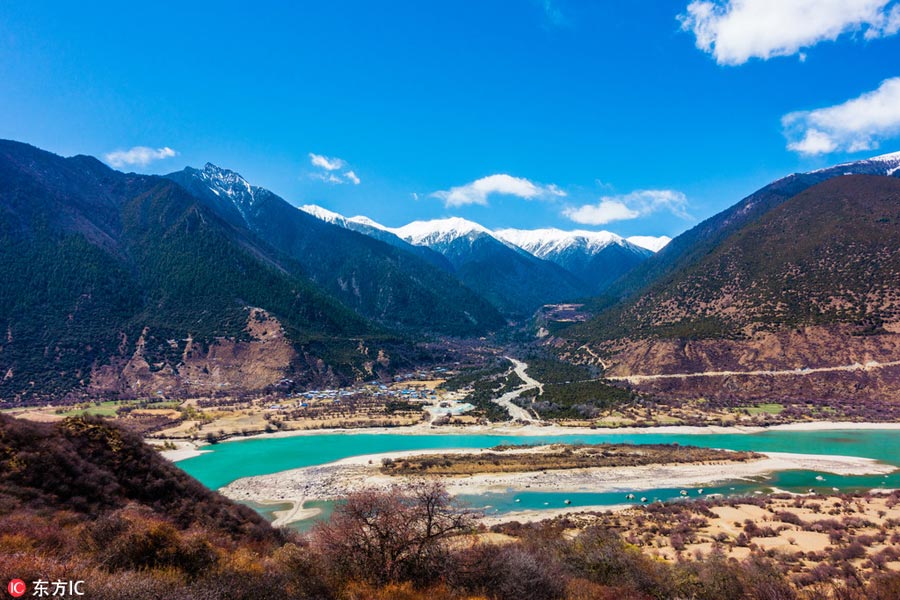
[219,448,895,526]
[160,420,900,462]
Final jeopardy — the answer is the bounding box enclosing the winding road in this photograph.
[492,357,544,423]
[605,359,900,384]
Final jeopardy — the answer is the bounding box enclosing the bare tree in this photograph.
[310,481,474,586]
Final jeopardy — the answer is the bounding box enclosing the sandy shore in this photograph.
[269,502,322,527]
[158,440,210,462]
[219,448,895,526]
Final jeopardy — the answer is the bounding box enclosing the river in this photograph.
[177,428,900,526]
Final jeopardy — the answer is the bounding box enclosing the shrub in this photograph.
[310,482,473,586]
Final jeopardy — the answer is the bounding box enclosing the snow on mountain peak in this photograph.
[393,217,492,246]
[867,150,900,176]
[300,204,347,225]
[494,228,626,258]
[200,163,251,192]
[193,163,261,223]
[811,150,900,175]
[626,235,672,252]
[300,205,391,231]
[866,150,900,164]
[347,215,388,230]
[296,204,670,256]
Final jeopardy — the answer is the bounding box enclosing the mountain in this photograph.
[299,204,452,271]
[392,218,589,317]
[296,208,669,314]
[494,228,654,294]
[600,151,900,307]
[0,140,418,402]
[166,165,504,336]
[563,172,900,405]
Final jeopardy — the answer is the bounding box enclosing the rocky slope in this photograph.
[0,141,403,402]
[562,174,900,405]
[166,165,504,336]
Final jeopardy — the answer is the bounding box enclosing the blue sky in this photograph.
[1,0,899,238]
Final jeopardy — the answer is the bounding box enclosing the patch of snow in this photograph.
[299,204,347,226]
[347,215,388,230]
[197,163,260,223]
[626,235,672,252]
[494,227,624,258]
[392,217,493,246]
[810,150,900,175]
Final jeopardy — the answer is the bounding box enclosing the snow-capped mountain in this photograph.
[299,205,452,270]
[166,163,272,228]
[392,217,500,257]
[392,218,586,315]
[298,209,559,314]
[164,166,505,335]
[298,213,586,315]
[299,203,351,227]
[814,150,900,177]
[494,228,654,294]
[299,209,666,303]
[494,228,632,257]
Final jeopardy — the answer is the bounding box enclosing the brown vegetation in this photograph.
[2,415,898,599]
[380,443,760,476]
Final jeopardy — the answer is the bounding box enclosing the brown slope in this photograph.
[560,175,900,406]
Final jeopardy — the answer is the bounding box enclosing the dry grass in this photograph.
[380,443,760,476]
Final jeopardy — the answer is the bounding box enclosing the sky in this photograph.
[1,0,899,238]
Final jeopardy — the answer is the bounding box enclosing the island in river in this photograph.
[218,442,895,527]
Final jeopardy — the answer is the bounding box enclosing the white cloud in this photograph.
[783,77,900,155]
[679,0,900,65]
[309,153,345,171]
[563,189,690,225]
[431,174,566,208]
[565,200,639,225]
[308,152,361,184]
[312,172,345,184]
[104,146,177,168]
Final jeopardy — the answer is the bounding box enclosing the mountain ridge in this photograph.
[0,140,424,401]
[560,171,900,406]
[299,210,668,305]
[166,166,504,336]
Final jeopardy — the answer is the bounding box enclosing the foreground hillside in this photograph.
[2,415,898,599]
[562,174,900,409]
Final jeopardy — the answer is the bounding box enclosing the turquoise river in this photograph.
[177,429,900,528]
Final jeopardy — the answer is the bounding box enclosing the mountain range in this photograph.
[165,164,503,335]
[298,208,667,307]
[0,141,400,401]
[4,136,900,405]
[167,164,663,320]
[561,151,900,405]
[0,140,661,402]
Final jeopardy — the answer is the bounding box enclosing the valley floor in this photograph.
[219,447,893,527]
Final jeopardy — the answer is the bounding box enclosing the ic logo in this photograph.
[7,579,26,598]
